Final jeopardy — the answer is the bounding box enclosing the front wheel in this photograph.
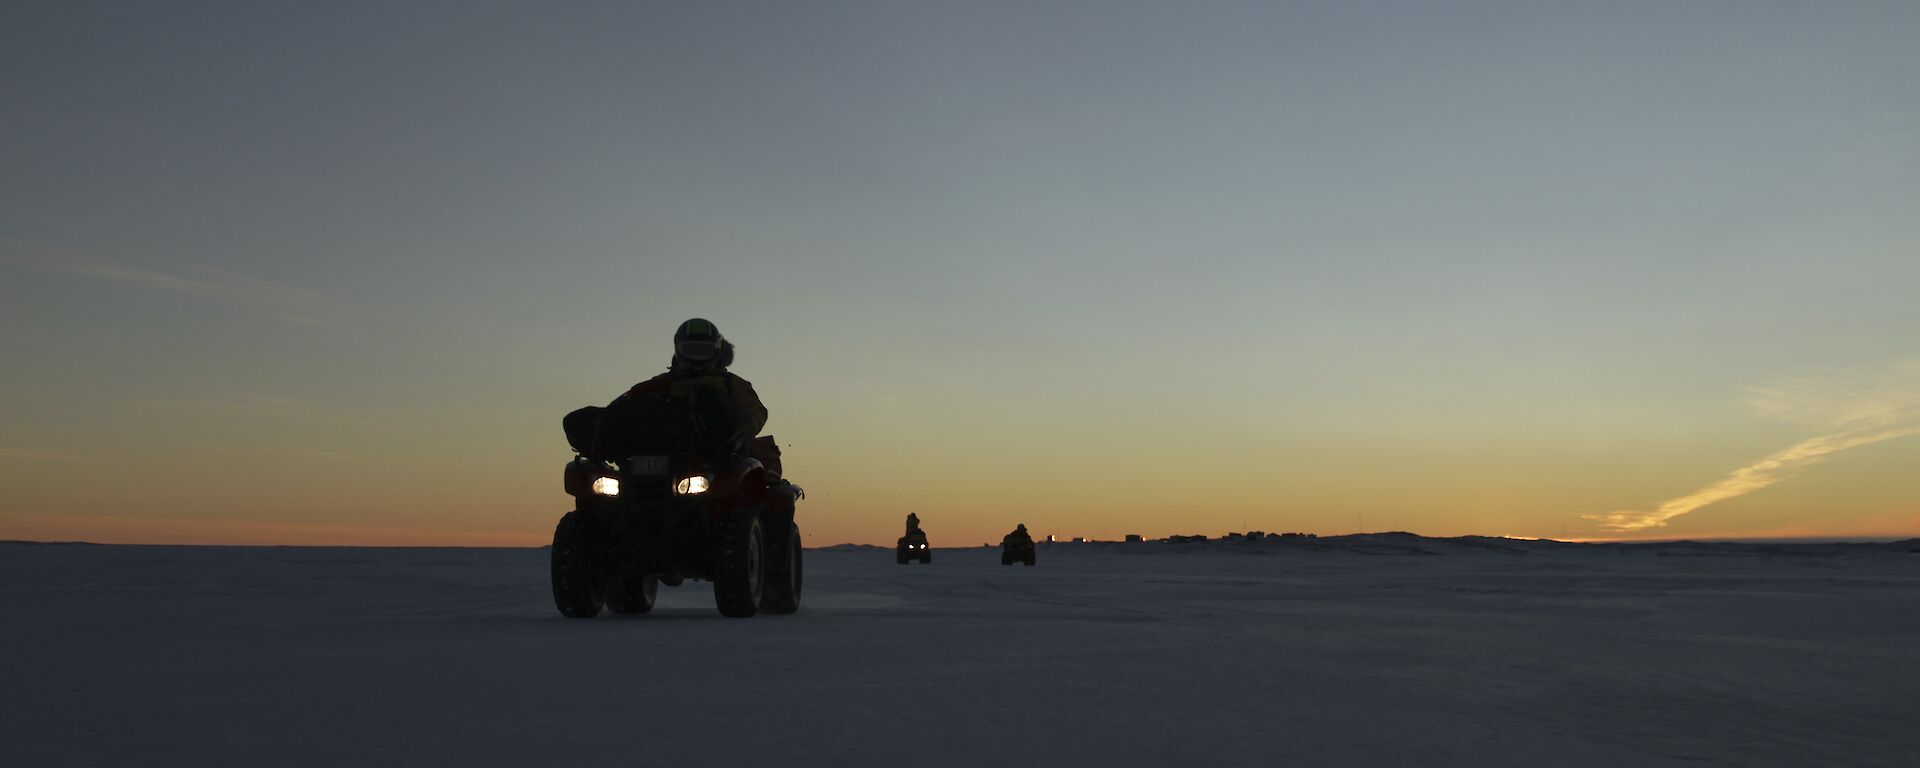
[762,521,803,615]
[551,512,604,618]
[713,515,765,618]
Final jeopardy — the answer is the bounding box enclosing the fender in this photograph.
[708,457,767,505]
[563,458,593,498]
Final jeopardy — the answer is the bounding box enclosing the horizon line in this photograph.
[8,532,1917,550]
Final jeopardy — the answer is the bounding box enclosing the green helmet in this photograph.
[673,318,732,371]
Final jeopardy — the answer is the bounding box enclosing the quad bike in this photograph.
[552,390,803,619]
[897,530,931,564]
[1001,538,1036,566]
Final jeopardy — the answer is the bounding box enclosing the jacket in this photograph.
[593,368,768,457]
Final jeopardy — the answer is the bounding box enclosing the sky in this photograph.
[2,1,1917,547]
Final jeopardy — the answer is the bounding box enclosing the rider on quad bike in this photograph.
[1001,523,1036,566]
[594,318,766,462]
[552,318,804,618]
[897,512,931,564]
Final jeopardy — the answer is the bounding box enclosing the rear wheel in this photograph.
[713,515,765,618]
[551,512,604,618]
[762,522,803,615]
[606,572,658,615]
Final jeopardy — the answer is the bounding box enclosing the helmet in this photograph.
[673,318,731,372]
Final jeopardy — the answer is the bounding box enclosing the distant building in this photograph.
[1124,534,1143,543]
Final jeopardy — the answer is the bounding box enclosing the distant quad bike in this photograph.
[1001,539,1036,566]
[897,530,932,564]
[552,393,803,619]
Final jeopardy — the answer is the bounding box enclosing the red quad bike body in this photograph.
[553,402,803,619]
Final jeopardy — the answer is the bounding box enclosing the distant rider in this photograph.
[593,318,768,458]
[1002,523,1033,547]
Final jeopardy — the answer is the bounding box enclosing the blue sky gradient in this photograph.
[3,2,1916,544]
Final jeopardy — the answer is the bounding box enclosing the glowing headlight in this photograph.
[674,475,710,495]
[591,477,620,496]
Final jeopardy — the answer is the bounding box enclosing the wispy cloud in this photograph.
[1590,362,1920,532]
[1742,363,1920,430]
[1,237,332,327]
[125,394,372,426]
[208,444,367,463]
[0,447,72,462]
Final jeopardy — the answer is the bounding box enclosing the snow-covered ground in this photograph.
[4,535,1918,767]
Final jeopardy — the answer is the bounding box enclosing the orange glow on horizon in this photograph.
[1,512,544,548]
[7,509,1914,549]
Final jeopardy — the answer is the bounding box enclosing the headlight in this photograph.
[591,477,620,496]
[674,475,710,495]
